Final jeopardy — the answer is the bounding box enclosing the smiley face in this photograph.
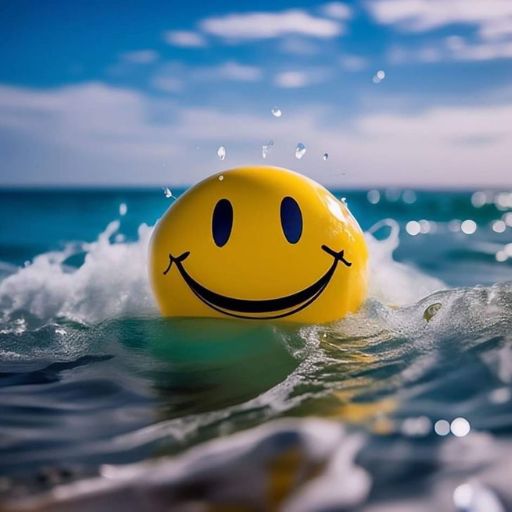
[149,166,368,323]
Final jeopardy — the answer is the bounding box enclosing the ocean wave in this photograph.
[1,418,370,512]
[0,221,156,327]
[1,217,512,511]
[0,218,444,330]
[4,416,512,512]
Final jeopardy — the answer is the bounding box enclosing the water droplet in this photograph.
[495,192,512,210]
[217,145,226,160]
[271,107,282,118]
[367,189,380,204]
[262,140,274,159]
[218,175,224,181]
[424,302,442,322]
[406,220,421,236]
[402,190,417,204]
[496,250,507,262]
[471,190,488,208]
[372,69,386,84]
[385,188,400,202]
[419,219,431,234]
[503,212,512,226]
[492,220,506,233]
[461,219,477,235]
[163,187,174,199]
[451,417,470,437]
[434,419,450,436]
[322,152,329,161]
[295,142,306,159]
[119,203,127,216]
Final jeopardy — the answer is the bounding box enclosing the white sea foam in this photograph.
[365,219,444,305]
[0,221,156,325]
[0,217,444,326]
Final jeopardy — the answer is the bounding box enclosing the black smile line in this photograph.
[162,245,351,320]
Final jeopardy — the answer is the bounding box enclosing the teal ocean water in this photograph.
[0,187,511,510]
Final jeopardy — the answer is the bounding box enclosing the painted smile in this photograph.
[162,245,352,320]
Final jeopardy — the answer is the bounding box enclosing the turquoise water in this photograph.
[0,187,511,510]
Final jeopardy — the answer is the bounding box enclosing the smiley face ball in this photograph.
[149,166,368,323]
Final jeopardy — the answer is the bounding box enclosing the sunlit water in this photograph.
[0,188,511,510]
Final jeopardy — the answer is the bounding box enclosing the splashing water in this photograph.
[271,107,282,118]
[0,218,438,331]
[1,188,512,511]
[261,140,274,159]
[217,145,226,160]
[0,221,156,327]
[163,187,174,199]
[295,142,307,159]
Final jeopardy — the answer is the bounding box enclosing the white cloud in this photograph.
[0,83,181,185]
[366,0,512,37]
[164,30,206,47]
[0,82,511,187]
[369,0,512,63]
[339,54,369,71]
[480,18,512,41]
[273,69,330,88]
[358,103,511,141]
[443,38,512,61]
[347,102,512,185]
[274,71,311,88]
[279,37,321,56]
[199,9,343,40]
[151,76,184,93]
[387,45,438,63]
[151,61,262,92]
[120,50,159,64]
[209,61,262,82]
[321,2,352,20]
[388,37,512,63]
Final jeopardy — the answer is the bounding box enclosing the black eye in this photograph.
[212,199,233,247]
[280,197,302,244]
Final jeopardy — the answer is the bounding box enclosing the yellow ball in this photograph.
[149,166,368,323]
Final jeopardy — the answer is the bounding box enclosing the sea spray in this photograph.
[0,221,156,326]
[0,218,444,328]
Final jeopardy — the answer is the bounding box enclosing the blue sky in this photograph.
[0,0,511,187]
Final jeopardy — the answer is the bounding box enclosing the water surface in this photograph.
[0,187,511,510]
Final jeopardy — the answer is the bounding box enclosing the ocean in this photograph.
[0,187,511,511]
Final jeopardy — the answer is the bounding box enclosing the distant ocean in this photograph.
[1,187,511,511]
